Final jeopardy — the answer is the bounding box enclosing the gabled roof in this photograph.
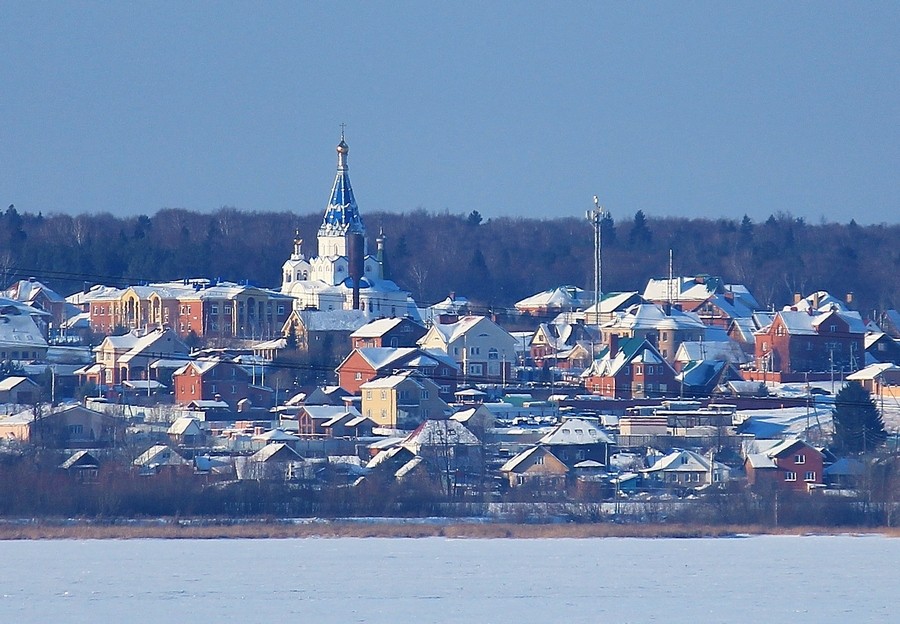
[644,449,713,473]
[539,417,613,445]
[59,450,100,470]
[515,286,586,311]
[643,276,723,302]
[133,445,190,468]
[0,376,38,391]
[167,417,203,436]
[760,310,866,336]
[250,442,304,463]
[500,445,567,473]
[603,303,706,332]
[581,337,673,379]
[401,419,480,449]
[351,317,410,338]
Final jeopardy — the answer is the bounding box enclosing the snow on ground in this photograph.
[746,382,900,438]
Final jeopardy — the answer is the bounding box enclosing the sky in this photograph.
[2,1,898,225]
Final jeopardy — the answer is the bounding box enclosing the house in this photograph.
[418,315,517,383]
[0,376,42,405]
[601,303,708,362]
[360,372,449,429]
[581,336,677,399]
[350,317,426,349]
[336,347,459,395]
[641,449,731,489]
[399,419,484,493]
[172,358,273,408]
[514,286,589,317]
[449,404,497,435]
[673,340,752,372]
[3,277,77,334]
[580,291,645,326]
[134,444,192,474]
[537,417,614,469]
[753,309,866,378]
[281,308,372,363]
[292,405,362,437]
[167,417,204,446]
[0,300,49,362]
[321,412,375,438]
[864,332,900,366]
[846,363,900,396]
[500,445,569,489]
[85,280,292,341]
[529,322,601,368]
[0,404,122,448]
[238,443,307,481]
[744,438,824,492]
[59,450,101,482]
[642,275,759,324]
[78,327,189,389]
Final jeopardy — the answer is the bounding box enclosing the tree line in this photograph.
[2,204,898,316]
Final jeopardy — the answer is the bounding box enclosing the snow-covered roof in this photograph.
[167,417,202,436]
[603,303,706,332]
[539,418,613,445]
[351,317,409,338]
[401,419,480,449]
[515,286,586,311]
[674,340,752,364]
[250,442,303,463]
[360,372,425,390]
[847,362,900,381]
[133,445,189,468]
[580,337,670,379]
[500,445,566,473]
[0,376,36,391]
[297,309,372,332]
[252,428,301,442]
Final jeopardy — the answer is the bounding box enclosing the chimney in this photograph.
[813,293,821,310]
[846,292,854,306]
[793,292,802,305]
[608,333,619,357]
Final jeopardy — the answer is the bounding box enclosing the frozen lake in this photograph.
[0,535,895,623]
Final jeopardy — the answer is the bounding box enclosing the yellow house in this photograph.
[500,445,569,489]
[360,372,449,429]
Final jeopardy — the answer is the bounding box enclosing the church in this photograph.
[280,135,413,318]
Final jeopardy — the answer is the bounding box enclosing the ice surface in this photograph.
[0,535,895,623]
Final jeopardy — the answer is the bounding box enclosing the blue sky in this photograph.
[2,1,898,224]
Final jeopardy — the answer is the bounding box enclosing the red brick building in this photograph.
[172,359,273,408]
[336,347,459,397]
[744,439,824,492]
[754,309,865,379]
[580,336,677,399]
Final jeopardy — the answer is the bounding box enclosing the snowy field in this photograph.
[0,536,896,623]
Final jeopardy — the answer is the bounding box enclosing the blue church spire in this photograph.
[320,130,365,236]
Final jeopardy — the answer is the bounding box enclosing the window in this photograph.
[422,390,429,400]
[355,372,362,381]
[804,471,816,482]
[366,391,371,399]
[576,450,585,460]
[210,304,218,314]
[535,455,544,465]
[468,363,483,376]
[784,471,797,482]
[380,391,387,400]
[68,424,84,436]
[488,348,499,360]
[277,305,285,315]
[795,454,806,464]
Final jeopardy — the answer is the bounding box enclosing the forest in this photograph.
[1,204,898,317]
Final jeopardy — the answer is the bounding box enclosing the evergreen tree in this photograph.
[601,212,617,246]
[832,381,887,454]
[628,210,652,247]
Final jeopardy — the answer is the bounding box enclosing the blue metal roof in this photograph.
[321,139,365,234]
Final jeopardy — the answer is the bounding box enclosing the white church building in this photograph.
[281,136,414,318]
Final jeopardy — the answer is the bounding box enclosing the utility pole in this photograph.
[586,197,604,327]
